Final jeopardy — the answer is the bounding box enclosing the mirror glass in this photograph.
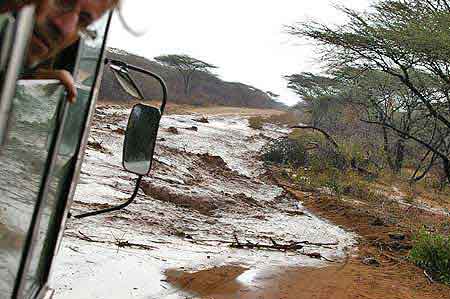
[123,104,161,175]
[110,64,144,99]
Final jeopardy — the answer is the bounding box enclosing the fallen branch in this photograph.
[230,234,337,262]
[66,231,157,251]
[424,270,434,284]
[190,236,337,249]
[78,231,104,243]
[302,252,335,262]
[115,240,157,251]
[295,240,339,247]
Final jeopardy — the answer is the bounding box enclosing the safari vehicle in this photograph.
[0,5,166,299]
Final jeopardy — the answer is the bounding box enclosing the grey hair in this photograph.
[115,0,147,37]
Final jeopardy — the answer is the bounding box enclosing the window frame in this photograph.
[33,12,114,297]
[0,6,35,146]
[4,10,114,299]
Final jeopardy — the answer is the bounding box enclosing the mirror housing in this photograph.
[108,59,168,176]
[123,104,161,176]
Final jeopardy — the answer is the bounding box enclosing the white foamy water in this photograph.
[52,107,356,299]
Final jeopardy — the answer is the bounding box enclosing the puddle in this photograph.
[52,107,356,298]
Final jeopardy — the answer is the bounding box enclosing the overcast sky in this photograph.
[107,0,371,106]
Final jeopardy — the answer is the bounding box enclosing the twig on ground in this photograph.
[69,231,157,251]
[424,270,434,284]
[78,231,104,243]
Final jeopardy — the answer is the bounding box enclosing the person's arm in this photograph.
[22,69,78,103]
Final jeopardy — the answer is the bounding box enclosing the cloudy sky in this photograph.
[107,0,371,106]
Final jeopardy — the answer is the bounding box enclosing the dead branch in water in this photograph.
[66,231,157,251]
[78,231,104,243]
[230,234,337,262]
[190,235,337,247]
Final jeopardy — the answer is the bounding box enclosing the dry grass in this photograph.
[97,100,285,117]
[247,112,300,129]
[263,112,300,126]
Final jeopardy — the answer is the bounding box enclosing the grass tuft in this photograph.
[410,230,450,285]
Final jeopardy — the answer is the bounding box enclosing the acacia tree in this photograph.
[285,68,449,177]
[338,68,432,174]
[154,54,218,97]
[287,0,450,182]
[284,73,345,129]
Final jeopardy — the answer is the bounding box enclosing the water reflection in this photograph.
[0,81,63,299]
[123,104,161,176]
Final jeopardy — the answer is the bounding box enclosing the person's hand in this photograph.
[26,69,78,103]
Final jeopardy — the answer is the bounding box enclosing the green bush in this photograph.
[261,136,307,166]
[248,116,264,130]
[410,230,450,285]
[324,169,345,197]
[261,130,350,170]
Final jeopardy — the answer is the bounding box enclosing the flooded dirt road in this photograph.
[52,106,356,299]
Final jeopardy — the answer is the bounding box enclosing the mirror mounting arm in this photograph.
[71,175,143,219]
[105,58,168,113]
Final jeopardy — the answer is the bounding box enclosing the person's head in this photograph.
[27,0,118,67]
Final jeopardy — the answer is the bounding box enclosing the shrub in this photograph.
[410,230,450,285]
[264,112,299,126]
[323,168,345,197]
[291,130,347,171]
[261,136,307,166]
[262,130,348,170]
[248,116,264,130]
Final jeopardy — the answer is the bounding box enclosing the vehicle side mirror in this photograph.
[123,103,161,175]
[72,61,167,219]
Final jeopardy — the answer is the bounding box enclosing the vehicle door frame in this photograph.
[8,10,114,299]
[0,6,35,146]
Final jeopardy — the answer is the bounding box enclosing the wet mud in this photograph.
[52,106,356,299]
[165,260,450,299]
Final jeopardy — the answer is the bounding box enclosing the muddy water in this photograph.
[52,107,356,299]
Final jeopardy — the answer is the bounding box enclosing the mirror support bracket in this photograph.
[71,175,143,219]
[104,58,168,113]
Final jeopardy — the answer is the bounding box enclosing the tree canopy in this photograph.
[154,54,218,97]
[286,0,450,182]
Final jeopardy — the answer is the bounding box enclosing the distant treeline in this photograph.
[98,48,285,109]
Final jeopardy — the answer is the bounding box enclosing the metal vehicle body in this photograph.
[0,6,164,299]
